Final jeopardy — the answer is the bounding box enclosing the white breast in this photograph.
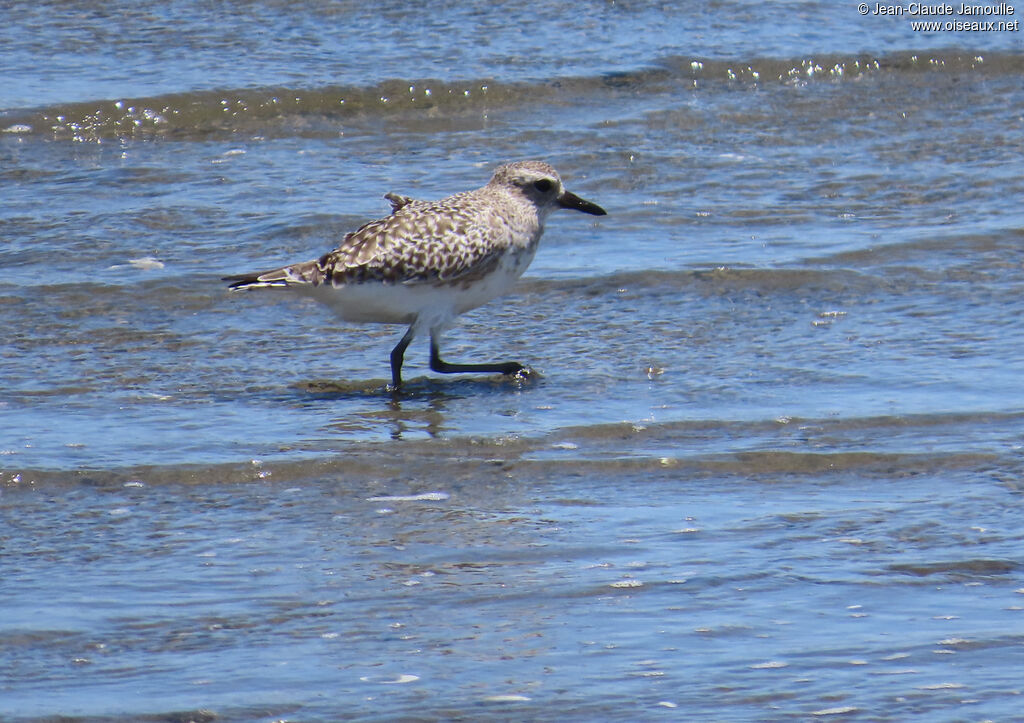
[304,244,539,331]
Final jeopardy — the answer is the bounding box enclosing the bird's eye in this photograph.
[533,179,554,193]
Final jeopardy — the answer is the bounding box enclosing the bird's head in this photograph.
[490,161,607,218]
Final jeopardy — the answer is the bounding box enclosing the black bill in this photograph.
[558,190,607,216]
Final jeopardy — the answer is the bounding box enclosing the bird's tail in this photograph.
[222,259,325,290]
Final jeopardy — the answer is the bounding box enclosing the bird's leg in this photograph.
[429,334,527,377]
[389,326,417,389]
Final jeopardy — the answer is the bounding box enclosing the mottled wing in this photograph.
[316,195,506,286]
[225,193,506,291]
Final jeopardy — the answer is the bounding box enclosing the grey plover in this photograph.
[224,160,606,388]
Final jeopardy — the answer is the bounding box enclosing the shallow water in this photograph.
[3,0,1024,720]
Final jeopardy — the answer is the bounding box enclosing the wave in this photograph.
[655,48,1015,83]
[3,409,1018,486]
[3,49,1020,142]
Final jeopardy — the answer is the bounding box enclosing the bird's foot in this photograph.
[507,364,538,384]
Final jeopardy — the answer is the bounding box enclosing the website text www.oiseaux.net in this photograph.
[858,2,1020,31]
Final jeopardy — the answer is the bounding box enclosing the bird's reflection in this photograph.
[299,372,538,440]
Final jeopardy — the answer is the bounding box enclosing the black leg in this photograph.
[389,326,416,389]
[429,334,527,377]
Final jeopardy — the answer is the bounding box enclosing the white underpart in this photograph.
[304,244,538,335]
